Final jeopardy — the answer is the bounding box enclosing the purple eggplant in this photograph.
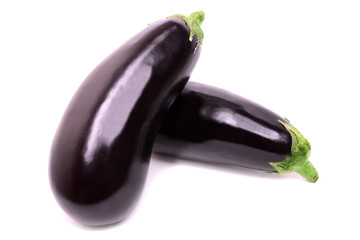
[49,11,205,226]
[154,82,318,182]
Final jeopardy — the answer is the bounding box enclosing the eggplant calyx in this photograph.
[268,120,319,183]
[167,11,205,50]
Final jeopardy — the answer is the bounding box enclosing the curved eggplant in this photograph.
[154,82,318,182]
[49,11,205,226]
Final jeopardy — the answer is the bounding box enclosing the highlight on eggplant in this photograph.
[154,82,318,182]
[49,11,205,226]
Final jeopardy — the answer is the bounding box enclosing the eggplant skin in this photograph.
[49,18,201,226]
[154,82,292,172]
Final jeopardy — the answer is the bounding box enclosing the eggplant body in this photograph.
[49,18,201,226]
[154,82,292,172]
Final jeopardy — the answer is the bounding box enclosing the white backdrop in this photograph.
[1,1,359,239]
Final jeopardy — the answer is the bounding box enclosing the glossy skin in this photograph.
[154,82,292,172]
[49,18,201,226]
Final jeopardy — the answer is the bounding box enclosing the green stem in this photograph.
[295,160,319,182]
[268,120,319,183]
[167,11,205,51]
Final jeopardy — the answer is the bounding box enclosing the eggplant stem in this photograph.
[268,120,319,183]
[167,11,205,51]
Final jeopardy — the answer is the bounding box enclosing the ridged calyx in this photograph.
[269,120,319,183]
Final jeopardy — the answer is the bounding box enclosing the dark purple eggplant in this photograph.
[154,82,318,182]
[49,11,205,226]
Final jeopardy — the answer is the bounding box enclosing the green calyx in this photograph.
[268,120,319,183]
[167,10,205,51]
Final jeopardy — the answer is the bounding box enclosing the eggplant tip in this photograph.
[167,10,205,49]
[269,120,319,183]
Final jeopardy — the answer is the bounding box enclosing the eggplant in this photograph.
[49,11,205,226]
[154,82,318,182]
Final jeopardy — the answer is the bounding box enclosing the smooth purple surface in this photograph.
[154,82,292,172]
[49,18,201,226]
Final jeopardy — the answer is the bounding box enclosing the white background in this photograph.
[1,1,359,239]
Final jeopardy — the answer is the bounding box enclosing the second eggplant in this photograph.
[154,82,318,182]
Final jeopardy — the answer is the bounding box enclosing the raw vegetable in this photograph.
[49,11,205,226]
[154,82,318,182]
